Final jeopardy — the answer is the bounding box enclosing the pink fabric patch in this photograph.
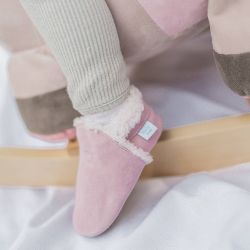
[137,0,208,38]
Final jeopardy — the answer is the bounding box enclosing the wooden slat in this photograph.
[0,141,79,186]
[146,114,250,176]
[0,114,250,186]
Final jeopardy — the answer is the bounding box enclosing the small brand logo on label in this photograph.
[138,121,158,140]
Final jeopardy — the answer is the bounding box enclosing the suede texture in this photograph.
[208,0,250,55]
[16,88,80,135]
[214,51,250,96]
[0,0,78,139]
[74,127,145,236]
[137,0,208,38]
[106,0,170,63]
[208,0,250,96]
[8,45,67,98]
[0,0,43,52]
[73,104,163,236]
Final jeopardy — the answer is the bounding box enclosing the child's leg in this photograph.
[106,0,208,64]
[8,46,79,139]
[20,0,130,115]
[20,0,163,236]
[208,0,250,97]
[0,0,79,140]
[137,0,208,39]
[105,0,170,63]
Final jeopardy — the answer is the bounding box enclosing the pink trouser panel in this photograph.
[137,0,208,38]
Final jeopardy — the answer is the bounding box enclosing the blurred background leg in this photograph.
[0,0,79,141]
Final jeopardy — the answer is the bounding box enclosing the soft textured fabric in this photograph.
[3,165,250,250]
[3,36,250,248]
[208,0,250,96]
[4,0,250,135]
[213,52,250,96]
[0,0,42,52]
[137,0,250,97]
[16,88,79,135]
[2,30,250,145]
[8,46,79,137]
[73,100,163,236]
[137,0,208,38]
[208,1,250,55]
[8,45,79,137]
[8,45,67,98]
[0,0,79,140]
[105,0,170,63]
[20,0,130,115]
[8,45,80,138]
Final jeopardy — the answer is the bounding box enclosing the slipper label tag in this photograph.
[138,121,158,140]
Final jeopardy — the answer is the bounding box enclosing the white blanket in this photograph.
[1,32,250,250]
[2,166,250,250]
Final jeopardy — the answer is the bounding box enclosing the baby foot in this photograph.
[72,86,163,237]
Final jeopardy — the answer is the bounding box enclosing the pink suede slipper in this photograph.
[73,86,163,237]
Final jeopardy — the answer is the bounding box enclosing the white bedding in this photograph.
[1,32,250,250]
[2,166,250,250]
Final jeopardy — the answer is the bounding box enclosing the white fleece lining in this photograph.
[74,86,153,164]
